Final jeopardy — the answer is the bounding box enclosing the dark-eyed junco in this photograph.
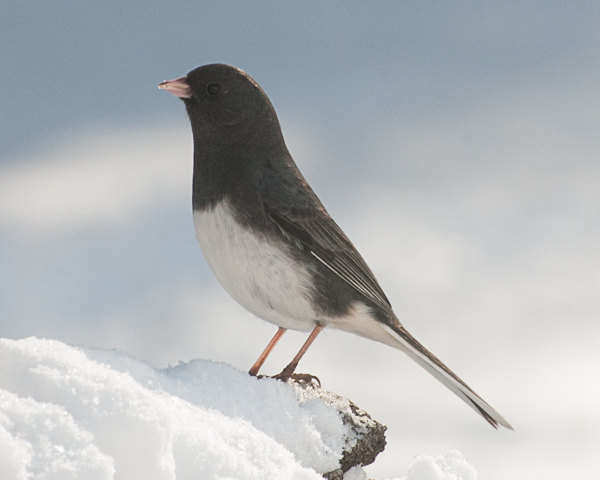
[158,64,512,429]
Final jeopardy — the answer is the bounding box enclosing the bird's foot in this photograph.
[272,370,321,388]
[253,371,321,387]
[251,361,321,387]
[289,373,321,388]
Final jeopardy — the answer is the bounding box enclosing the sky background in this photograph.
[1,1,600,478]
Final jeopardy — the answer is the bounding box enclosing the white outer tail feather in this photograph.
[380,323,513,430]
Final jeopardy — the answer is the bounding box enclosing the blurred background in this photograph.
[1,1,599,478]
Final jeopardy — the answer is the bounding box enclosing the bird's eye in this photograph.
[206,83,221,95]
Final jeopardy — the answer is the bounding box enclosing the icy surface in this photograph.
[0,337,477,479]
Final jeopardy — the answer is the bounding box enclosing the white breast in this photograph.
[193,200,317,332]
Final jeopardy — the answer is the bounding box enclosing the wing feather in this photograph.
[266,206,392,312]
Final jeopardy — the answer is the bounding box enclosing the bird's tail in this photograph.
[382,321,512,430]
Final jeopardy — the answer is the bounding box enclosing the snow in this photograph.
[0,337,477,479]
[398,451,477,480]
[344,451,477,480]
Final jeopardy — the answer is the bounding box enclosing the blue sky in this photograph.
[3,1,597,160]
[1,2,600,479]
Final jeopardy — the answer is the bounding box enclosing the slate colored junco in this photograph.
[159,64,511,429]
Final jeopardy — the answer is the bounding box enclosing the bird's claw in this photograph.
[290,373,321,388]
[272,371,321,388]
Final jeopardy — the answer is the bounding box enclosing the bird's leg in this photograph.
[273,324,324,382]
[249,327,286,376]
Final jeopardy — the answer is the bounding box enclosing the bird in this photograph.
[158,63,512,430]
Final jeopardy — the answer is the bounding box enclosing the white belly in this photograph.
[193,200,317,331]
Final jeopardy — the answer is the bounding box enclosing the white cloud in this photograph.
[0,124,193,231]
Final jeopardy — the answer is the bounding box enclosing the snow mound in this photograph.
[0,337,477,479]
[398,450,477,480]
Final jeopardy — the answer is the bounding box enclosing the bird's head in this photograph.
[159,64,278,132]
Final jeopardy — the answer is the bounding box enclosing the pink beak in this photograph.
[158,76,192,98]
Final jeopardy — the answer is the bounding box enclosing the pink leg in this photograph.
[274,324,324,382]
[249,327,286,376]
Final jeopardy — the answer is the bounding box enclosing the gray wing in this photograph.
[265,204,392,313]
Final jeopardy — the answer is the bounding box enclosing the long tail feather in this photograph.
[382,322,513,430]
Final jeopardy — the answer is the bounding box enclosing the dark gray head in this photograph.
[159,64,283,142]
[159,64,298,209]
